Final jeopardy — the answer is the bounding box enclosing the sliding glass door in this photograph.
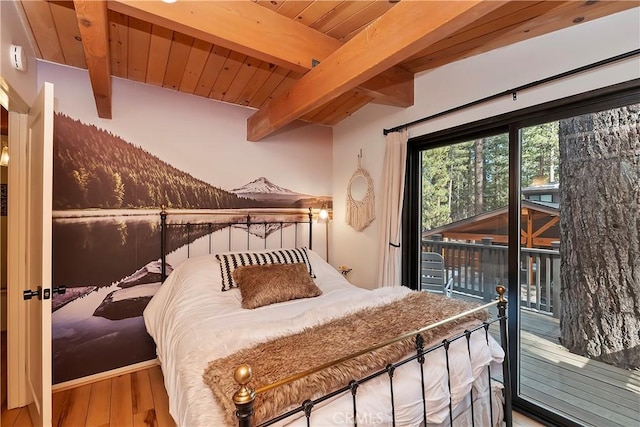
[405,84,639,426]
[517,105,639,426]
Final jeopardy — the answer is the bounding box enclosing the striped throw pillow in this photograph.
[215,247,315,291]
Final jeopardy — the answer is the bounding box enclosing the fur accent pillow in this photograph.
[232,263,322,309]
[215,247,315,291]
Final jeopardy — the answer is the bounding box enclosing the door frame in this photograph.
[5,85,30,409]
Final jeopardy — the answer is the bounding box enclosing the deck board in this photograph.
[452,292,640,427]
[520,362,638,416]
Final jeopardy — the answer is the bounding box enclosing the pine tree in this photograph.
[558,104,640,369]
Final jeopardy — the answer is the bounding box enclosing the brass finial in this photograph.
[233,364,256,404]
[496,285,506,302]
[160,204,167,214]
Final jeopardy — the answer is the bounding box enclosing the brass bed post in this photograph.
[160,205,167,282]
[496,285,512,427]
[234,364,256,427]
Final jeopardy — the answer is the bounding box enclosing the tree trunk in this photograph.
[474,139,484,214]
[558,104,640,369]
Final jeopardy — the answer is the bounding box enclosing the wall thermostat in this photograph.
[10,45,27,72]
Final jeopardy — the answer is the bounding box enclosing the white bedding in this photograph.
[144,249,504,427]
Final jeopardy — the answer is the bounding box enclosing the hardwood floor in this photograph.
[1,365,176,427]
[512,411,546,427]
[1,358,550,427]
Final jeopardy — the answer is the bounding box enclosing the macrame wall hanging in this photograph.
[346,150,375,231]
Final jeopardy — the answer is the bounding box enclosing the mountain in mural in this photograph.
[230,177,331,208]
[232,176,298,196]
[52,113,266,210]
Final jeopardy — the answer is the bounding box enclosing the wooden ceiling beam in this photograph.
[109,0,337,73]
[73,0,112,119]
[247,1,507,141]
[108,0,413,109]
[360,66,414,107]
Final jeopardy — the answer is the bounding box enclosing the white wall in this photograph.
[0,0,38,107]
[332,8,640,289]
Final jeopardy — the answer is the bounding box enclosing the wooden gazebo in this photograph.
[422,200,559,249]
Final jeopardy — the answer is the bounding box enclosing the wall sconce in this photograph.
[319,204,329,222]
[0,143,8,167]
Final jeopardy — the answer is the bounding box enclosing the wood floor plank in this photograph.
[63,384,91,426]
[148,366,175,427]
[521,358,639,407]
[131,370,154,415]
[133,409,158,427]
[521,362,639,417]
[521,334,640,390]
[86,378,112,427]
[53,389,71,427]
[521,384,638,427]
[1,401,21,427]
[14,406,34,427]
[522,347,640,393]
[110,374,133,427]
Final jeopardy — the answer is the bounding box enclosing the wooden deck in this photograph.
[465,296,640,427]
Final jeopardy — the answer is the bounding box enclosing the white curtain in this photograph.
[377,129,408,287]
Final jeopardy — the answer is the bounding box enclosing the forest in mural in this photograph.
[52,113,331,383]
[53,113,260,210]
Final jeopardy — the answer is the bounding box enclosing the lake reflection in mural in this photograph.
[52,213,162,383]
[51,211,270,382]
[53,213,162,287]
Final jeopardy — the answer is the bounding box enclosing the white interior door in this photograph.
[24,82,54,427]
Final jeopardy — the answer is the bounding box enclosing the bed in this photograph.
[144,209,511,427]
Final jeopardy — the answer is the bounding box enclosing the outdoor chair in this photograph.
[421,252,453,297]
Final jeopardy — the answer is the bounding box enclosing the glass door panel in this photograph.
[420,133,509,314]
[518,104,640,426]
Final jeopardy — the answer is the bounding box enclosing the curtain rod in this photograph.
[383,49,640,135]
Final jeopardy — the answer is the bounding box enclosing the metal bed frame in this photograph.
[157,207,512,427]
[159,207,314,282]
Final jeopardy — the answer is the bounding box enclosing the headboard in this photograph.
[159,207,316,282]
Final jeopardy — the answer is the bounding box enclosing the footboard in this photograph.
[232,286,512,427]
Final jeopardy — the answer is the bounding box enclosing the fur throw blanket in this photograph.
[203,291,487,426]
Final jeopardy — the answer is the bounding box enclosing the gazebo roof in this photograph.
[422,200,559,248]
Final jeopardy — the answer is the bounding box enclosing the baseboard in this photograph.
[52,358,159,393]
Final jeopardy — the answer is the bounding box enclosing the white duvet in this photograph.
[143,249,504,427]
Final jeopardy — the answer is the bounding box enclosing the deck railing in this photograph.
[423,236,561,317]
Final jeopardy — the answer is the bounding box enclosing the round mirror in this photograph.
[349,173,369,201]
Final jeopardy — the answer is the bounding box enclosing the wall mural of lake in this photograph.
[52,113,331,384]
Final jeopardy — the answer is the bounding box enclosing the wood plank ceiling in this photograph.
[18,0,637,140]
